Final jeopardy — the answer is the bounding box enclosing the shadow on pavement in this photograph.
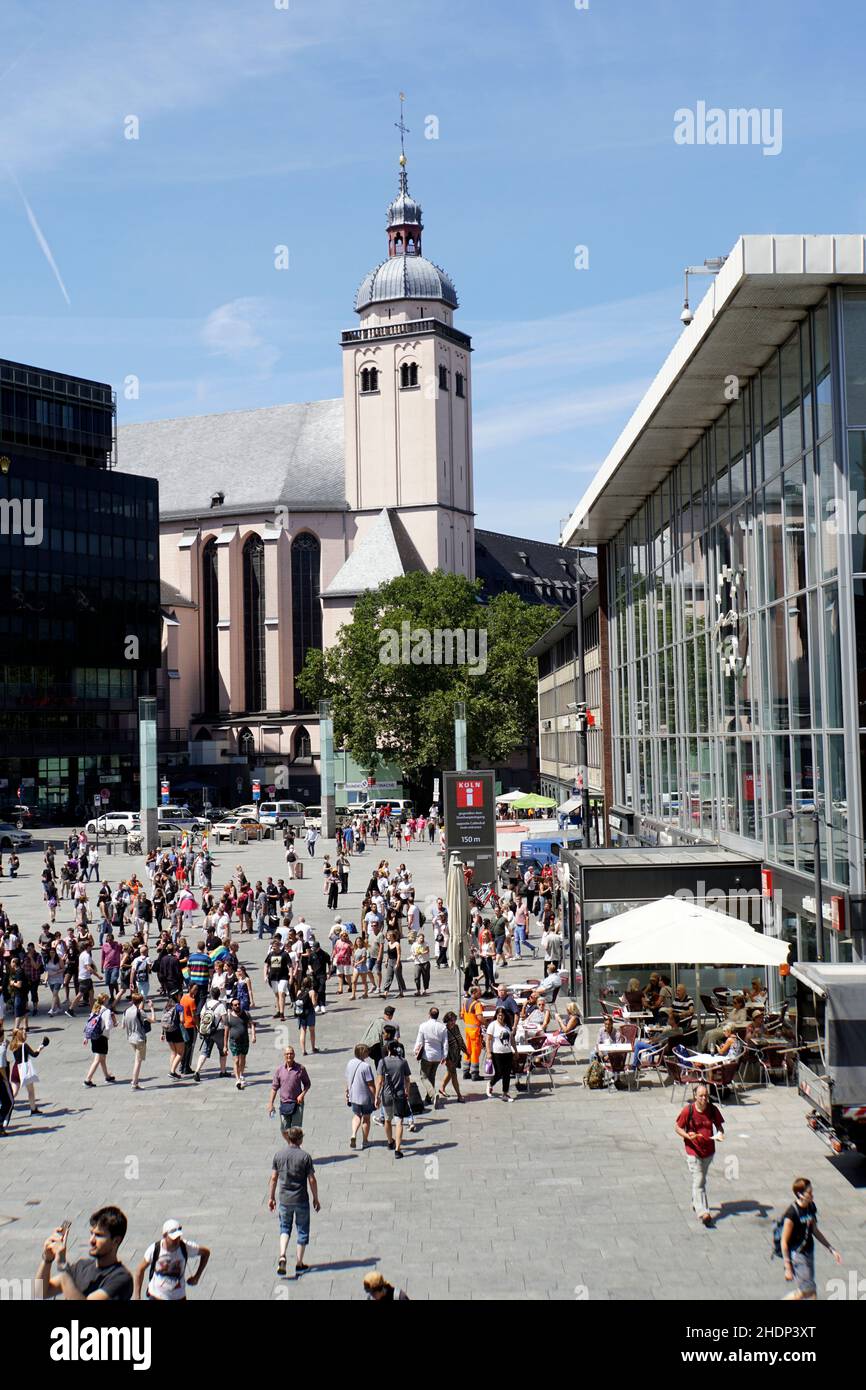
[713,1199,774,1223]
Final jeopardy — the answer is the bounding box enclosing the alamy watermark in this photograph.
[379,621,487,676]
[0,497,43,546]
[674,102,783,157]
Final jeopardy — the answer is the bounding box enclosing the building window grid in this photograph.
[609,300,850,889]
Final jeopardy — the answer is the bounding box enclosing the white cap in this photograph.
[162,1219,183,1238]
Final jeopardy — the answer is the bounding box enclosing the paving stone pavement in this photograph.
[2,831,865,1302]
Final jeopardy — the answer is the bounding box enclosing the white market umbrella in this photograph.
[588,895,764,947]
[594,898,788,1006]
[446,852,470,974]
[497,791,527,803]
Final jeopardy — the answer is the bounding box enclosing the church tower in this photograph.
[340,108,475,580]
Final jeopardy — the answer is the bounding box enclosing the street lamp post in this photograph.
[454,701,467,773]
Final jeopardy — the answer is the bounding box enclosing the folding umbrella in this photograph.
[446,852,470,975]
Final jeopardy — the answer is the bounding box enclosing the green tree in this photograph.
[297,571,555,783]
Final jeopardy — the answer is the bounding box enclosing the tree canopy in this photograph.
[297,570,556,781]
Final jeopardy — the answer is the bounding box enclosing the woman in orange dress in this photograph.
[460,985,486,1082]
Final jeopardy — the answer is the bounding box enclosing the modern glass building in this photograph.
[562,236,866,977]
[0,358,160,818]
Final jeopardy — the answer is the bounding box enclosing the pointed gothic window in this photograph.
[242,535,266,712]
[238,727,256,759]
[456,372,465,398]
[438,365,449,392]
[400,361,419,389]
[292,533,322,711]
[201,538,220,712]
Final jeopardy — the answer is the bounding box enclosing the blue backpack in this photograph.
[84,1012,104,1042]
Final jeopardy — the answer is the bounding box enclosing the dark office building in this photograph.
[0,358,160,819]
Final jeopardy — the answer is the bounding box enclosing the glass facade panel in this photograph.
[606,295,857,915]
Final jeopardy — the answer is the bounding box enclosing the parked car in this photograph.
[361,798,413,818]
[304,805,322,829]
[232,804,262,820]
[210,815,264,843]
[1,803,37,828]
[0,822,33,851]
[258,800,306,830]
[85,811,141,836]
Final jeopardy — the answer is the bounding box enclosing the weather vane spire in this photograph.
[395,92,409,168]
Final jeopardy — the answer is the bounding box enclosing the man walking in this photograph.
[413,1006,449,1109]
[268,1126,320,1279]
[134,1219,210,1300]
[779,1177,842,1299]
[674,1083,724,1226]
[305,825,319,859]
[268,1046,311,1131]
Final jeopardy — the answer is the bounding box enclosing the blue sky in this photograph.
[0,0,864,536]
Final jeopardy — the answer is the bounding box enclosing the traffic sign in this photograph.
[252,779,261,801]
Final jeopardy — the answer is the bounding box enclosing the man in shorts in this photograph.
[123,990,155,1090]
[192,988,230,1079]
[264,942,290,1020]
[268,1126,320,1279]
[375,1041,412,1159]
[65,941,101,1017]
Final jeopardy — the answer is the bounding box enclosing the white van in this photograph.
[257,799,306,829]
[362,798,414,818]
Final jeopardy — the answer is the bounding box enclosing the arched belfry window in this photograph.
[201,538,220,712]
[400,361,419,389]
[242,534,266,712]
[360,366,379,394]
[291,533,322,711]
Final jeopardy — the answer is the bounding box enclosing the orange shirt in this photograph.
[180,993,197,1028]
[461,1001,484,1034]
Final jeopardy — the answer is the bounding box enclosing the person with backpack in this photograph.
[777,1177,842,1299]
[134,1219,210,1300]
[192,988,230,1080]
[294,973,319,1056]
[123,990,155,1090]
[674,1083,724,1226]
[83,992,116,1087]
[161,991,186,1079]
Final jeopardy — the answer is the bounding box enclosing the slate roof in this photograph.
[475,530,596,610]
[118,399,346,519]
[322,508,427,597]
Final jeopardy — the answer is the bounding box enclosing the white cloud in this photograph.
[473,379,650,451]
[201,297,279,373]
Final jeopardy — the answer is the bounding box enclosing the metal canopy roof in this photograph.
[561,235,866,546]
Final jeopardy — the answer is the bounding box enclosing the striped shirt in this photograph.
[187,951,212,990]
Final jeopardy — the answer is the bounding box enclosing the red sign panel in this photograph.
[456,779,484,809]
[831,895,845,933]
[761,868,773,899]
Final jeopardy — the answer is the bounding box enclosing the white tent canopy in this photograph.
[588,895,767,947]
[496,790,528,803]
[557,797,581,815]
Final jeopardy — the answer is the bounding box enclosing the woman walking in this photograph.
[83,993,116,1087]
[224,998,257,1090]
[332,933,353,996]
[381,929,406,999]
[478,924,497,997]
[351,936,371,1000]
[294,974,318,1056]
[485,1007,516,1102]
[161,991,186,1079]
[439,1012,468,1102]
[9,1026,48,1114]
[411,932,431,996]
[326,868,340,912]
[44,946,64,1015]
